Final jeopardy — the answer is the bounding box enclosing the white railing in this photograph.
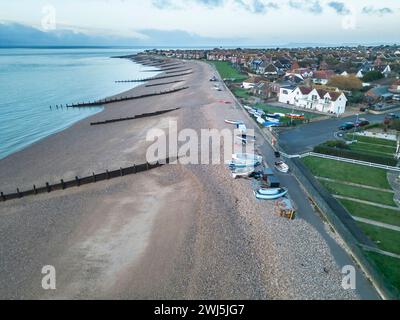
[300,152,400,172]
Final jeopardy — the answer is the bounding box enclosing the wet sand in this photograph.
[0,57,375,299]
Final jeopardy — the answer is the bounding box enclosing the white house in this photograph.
[279,86,348,115]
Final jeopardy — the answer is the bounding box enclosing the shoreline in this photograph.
[0,56,378,300]
[0,53,165,162]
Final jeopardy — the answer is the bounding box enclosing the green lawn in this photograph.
[357,222,400,255]
[321,181,396,207]
[208,61,247,82]
[340,199,400,227]
[364,251,400,298]
[232,88,251,99]
[349,143,395,157]
[346,134,397,147]
[302,157,391,189]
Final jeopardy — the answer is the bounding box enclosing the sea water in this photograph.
[0,48,159,159]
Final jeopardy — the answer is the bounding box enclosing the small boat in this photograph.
[256,117,265,125]
[232,153,262,164]
[225,119,244,125]
[265,117,280,123]
[231,167,255,179]
[275,161,289,173]
[226,160,259,168]
[255,188,288,200]
[286,113,305,120]
[243,105,252,111]
[263,121,281,128]
[235,135,256,144]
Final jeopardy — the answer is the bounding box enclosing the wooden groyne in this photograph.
[145,80,184,87]
[166,69,192,74]
[143,66,185,73]
[51,87,189,109]
[115,72,193,84]
[0,157,178,202]
[90,108,180,126]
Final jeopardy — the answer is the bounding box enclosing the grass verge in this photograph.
[208,61,247,82]
[357,222,400,255]
[302,157,391,189]
[340,199,400,227]
[364,251,400,298]
[320,180,396,207]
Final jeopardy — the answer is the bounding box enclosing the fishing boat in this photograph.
[231,167,255,179]
[232,153,262,164]
[275,161,289,173]
[225,119,244,125]
[255,188,288,200]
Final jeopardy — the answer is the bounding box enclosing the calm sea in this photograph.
[0,48,159,159]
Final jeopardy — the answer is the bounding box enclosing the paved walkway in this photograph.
[334,195,400,211]
[316,177,394,193]
[352,216,400,232]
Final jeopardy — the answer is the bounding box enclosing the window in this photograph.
[283,90,288,94]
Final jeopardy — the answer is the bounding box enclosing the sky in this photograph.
[0,0,399,46]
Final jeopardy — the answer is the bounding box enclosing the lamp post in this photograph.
[353,113,359,143]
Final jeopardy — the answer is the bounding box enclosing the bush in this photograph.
[328,75,362,91]
[313,145,398,166]
[362,71,384,82]
[348,91,364,104]
[324,140,350,149]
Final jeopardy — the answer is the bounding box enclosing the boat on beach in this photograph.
[225,119,244,125]
[231,167,255,179]
[226,160,259,168]
[232,153,262,164]
[275,161,289,173]
[255,188,288,200]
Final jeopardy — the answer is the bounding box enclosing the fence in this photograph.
[90,108,180,126]
[0,157,177,202]
[301,152,400,172]
[52,87,189,109]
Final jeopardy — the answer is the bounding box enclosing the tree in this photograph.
[327,75,363,91]
[362,70,384,82]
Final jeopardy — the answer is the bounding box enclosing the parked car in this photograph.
[355,118,370,127]
[386,113,400,120]
[339,122,355,130]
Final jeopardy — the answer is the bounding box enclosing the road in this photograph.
[278,112,397,154]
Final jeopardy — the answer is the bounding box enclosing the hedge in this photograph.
[313,145,398,166]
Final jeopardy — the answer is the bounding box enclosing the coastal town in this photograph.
[151,46,400,116]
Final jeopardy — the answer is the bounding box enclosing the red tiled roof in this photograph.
[299,86,313,95]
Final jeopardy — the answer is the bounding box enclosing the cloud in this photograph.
[362,6,393,16]
[194,0,225,8]
[327,1,350,15]
[288,0,323,14]
[152,0,179,10]
[234,0,280,14]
